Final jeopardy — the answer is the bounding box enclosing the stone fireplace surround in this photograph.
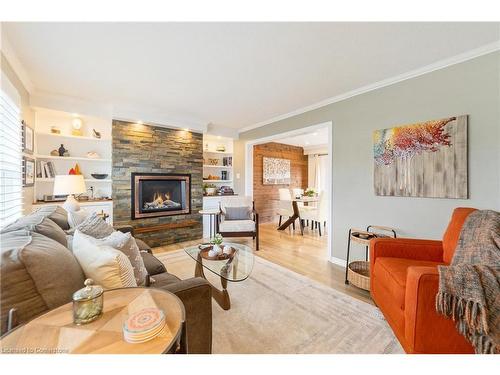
[112,120,203,247]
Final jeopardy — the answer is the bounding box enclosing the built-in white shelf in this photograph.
[36,132,111,142]
[35,154,111,162]
[36,178,112,183]
[203,165,233,169]
[203,180,233,183]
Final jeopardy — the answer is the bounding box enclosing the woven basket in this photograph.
[347,261,370,291]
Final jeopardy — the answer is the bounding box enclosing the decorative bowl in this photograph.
[91,173,108,180]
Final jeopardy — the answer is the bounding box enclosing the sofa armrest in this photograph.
[161,277,212,354]
[370,238,443,264]
[404,266,473,353]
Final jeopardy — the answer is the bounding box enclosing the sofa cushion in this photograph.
[141,251,167,275]
[34,206,70,230]
[0,230,85,333]
[72,230,137,289]
[67,209,91,228]
[373,257,443,310]
[442,207,476,264]
[219,219,255,232]
[224,206,251,220]
[66,212,114,238]
[79,230,148,286]
[1,213,68,247]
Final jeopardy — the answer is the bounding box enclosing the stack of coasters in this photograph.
[123,308,166,344]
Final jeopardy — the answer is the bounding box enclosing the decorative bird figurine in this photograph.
[92,128,101,139]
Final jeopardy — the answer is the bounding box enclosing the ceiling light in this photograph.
[183,128,189,132]
[305,141,310,145]
[137,120,143,125]
[312,132,318,136]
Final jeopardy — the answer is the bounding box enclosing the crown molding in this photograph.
[238,41,500,134]
[1,34,35,94]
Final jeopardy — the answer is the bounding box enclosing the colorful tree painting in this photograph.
[373,117,454,166]
[373,116,468,198]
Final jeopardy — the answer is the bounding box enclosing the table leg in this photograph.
[195,253,231,310]
[278,201,300,231]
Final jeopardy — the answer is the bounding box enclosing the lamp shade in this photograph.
[53,175,87,195]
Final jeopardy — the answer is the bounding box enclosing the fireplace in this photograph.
[131,173,191,219]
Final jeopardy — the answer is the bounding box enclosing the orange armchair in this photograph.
[369,208,476,354]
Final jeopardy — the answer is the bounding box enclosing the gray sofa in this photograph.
[0,207,212,354]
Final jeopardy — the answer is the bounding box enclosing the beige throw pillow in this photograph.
[83,231,148,286]
[72,230,137,290]
[67,209,91,228]
[66,212,114,238]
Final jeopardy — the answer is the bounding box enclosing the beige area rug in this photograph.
[155,250,404,354]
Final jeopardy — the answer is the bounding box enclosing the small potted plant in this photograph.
[209,233,224,257]
[304,187,316,197]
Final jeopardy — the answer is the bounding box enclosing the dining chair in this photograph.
[291,188,304,199]
[298,191,327,236]
[277,188,294,228]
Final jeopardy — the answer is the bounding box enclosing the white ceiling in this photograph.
[276,127,329,148]
[3,22,500,130]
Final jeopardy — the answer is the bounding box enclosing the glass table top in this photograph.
[184,242,254,282]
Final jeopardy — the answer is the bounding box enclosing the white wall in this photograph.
[240,52,500,262]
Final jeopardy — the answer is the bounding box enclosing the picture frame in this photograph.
[23,156,35,187]
[22,120,34,154]
[373,115,468,198]
[263,156,291,185]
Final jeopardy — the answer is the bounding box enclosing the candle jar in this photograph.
[72,279,103,325]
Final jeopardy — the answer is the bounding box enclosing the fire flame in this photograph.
[152,191,171,204]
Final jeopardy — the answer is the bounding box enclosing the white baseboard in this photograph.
[329,256,347,267]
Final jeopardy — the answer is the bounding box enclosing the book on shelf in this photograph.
[36,161,57,179]
[222,156,233,167]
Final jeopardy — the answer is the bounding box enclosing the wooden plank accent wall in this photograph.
[253,142,308,223]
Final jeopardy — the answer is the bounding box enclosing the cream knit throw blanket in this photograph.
[436,210,500,354]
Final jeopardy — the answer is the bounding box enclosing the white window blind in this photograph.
[0,76,22,229]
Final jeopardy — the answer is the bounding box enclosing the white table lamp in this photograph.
[53,175,87,212]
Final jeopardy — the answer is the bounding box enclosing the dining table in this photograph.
[276,196,319,234]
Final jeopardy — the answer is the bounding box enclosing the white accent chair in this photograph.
[277,188,294,228]
[298,191,328,236]
[216,196,259,250]
[291,188,304,199]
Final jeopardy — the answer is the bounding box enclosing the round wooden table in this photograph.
[0,287,185,354]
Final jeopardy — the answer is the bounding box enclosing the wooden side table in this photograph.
[0,288,185,354]
[344,225,397,287]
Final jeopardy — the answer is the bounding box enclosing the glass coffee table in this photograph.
[184,242,254,310]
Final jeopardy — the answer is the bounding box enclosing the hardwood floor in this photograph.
[153,222,372,304]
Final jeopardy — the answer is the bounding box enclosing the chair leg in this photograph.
[299,218,304,235]
[318,223,322,236]
[292,219,295,230]
[278,215,282,227]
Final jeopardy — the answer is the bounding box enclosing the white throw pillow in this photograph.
[72,230,137,289]
[83,230,148,286]
[67,209,91,228]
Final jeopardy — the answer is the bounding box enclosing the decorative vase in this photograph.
[223,245,232,255]
[58,144,67,157]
